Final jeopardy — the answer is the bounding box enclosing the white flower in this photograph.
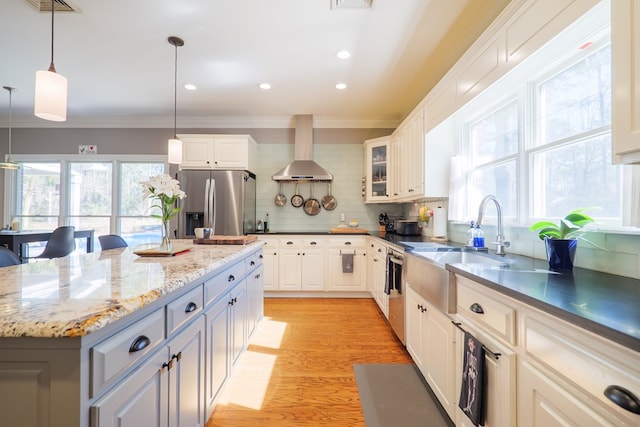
[140,174,186,222]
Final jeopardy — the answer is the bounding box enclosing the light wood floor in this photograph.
[206,297,413,426]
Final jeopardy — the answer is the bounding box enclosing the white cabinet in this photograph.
[612,0,640,164]
[367,239,388,317]
[91,317,206,427]
[518,308,640,427]
[363,136,392,203]
[454,277,517,427]
[277,237,326,291]
[260,237,279,291]
[327,238,366,292]
[405,286,457,420]
[390,107,424,201]
[179,134,257,171]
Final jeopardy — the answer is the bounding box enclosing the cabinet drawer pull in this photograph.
[470,303,484,314]
[344,241,352,245]
[184,302,198,313]
[228,274,235,282]
[259,254,263,259]
[250,260,256,266]
[604,385,640,414]
[286,241,294,245]
[310,241,317,245]
[129,335,151,353]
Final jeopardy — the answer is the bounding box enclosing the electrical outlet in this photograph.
[340,213,345,222]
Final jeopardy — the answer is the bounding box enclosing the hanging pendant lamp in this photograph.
[34,0,67,122]
[1,86,19,170]
[167,36,184,164]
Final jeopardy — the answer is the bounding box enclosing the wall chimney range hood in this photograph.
[272,115,333,182]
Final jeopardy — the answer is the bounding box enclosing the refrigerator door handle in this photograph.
[204,178,211,228]
[209,178,216,232]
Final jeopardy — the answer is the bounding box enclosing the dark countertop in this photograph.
[445,257,640,353]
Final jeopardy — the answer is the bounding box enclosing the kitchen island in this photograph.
[0,240,264,427]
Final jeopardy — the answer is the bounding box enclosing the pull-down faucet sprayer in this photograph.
[476,195,510,256]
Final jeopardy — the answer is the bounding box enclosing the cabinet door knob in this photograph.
[470,303,484,314]
[604,385,640,414]
[184,302,198,313]
[129,335,151,353]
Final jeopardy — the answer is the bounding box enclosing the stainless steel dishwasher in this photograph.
[387,247,405,344]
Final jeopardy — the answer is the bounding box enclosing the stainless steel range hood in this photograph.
[272,115,333,182]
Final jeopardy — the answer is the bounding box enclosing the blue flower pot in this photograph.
[544,238,577,272]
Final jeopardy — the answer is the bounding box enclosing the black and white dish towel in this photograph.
[459,331,485,426]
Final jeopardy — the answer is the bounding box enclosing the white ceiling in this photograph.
[0,0,509,129]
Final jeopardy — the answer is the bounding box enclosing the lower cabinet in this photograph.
[91,317,206,427]
[405,286,457,420]
[368,240,388,316]
[327,238,367,292]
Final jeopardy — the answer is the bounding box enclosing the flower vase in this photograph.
[159,220,172,253]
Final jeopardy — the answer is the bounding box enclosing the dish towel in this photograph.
[459,331,485,426]
[341,250,354,273]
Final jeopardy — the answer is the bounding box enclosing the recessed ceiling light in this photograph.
[336,50,351,59]
[184,84,197,90]
[336,83,347,90]
[259,83,272,90]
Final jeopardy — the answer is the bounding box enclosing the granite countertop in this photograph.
[0,240,263,339]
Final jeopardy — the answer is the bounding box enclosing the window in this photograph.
[452,1,624,227]
[9,155,167,250]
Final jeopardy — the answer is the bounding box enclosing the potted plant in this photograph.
[529,208,600,271]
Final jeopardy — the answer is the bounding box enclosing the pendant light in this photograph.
[1,86,19,170]
[167,36,184,164]
[34,0,67,122]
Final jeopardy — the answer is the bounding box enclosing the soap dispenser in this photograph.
[466,221,476,247]
[473,224,485,248]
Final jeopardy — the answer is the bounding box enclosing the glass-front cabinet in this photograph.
[363,136,391,203]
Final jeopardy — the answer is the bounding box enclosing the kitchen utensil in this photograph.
[275,183,287,206]
[291,183,304,207]
[303,184,321,216]
[321,183,337,210]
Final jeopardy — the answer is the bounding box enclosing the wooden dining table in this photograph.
[0,229,94,262]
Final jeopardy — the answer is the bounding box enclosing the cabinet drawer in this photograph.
[523,315,640,424]
[204,261,245,306]
[167,285,204,336]
[456,278,516,345]
[245,249,263,271]
[91,308,165,397]
[329,237,366,248]
[279,237,302,247]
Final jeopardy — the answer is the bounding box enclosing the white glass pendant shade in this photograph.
[34,70,67,122]
[168,138,183,164]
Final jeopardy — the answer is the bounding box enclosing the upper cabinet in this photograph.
[179,134,257,171]
[392,107,424,201]
[363,136,391,203]
[612,0,640,164]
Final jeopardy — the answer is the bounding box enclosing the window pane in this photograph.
[469,101,518,166]
[468,161,517,219]
[120,217,162,247]
[538,45,611,145]
[531,135,621,218]
[69,162,113,215]
[69,217,111,250]
[120,163,165,216]
[18,163,61,219]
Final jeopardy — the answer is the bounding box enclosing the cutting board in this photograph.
[134,244,192,257]
[330,228,369,234]
[193,235,258,245]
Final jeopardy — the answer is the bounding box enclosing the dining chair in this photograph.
[98,234,128,250]
[0,246,21,267]
[24,226,76,260]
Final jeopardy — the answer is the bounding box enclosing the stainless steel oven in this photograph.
[386,247,405,344]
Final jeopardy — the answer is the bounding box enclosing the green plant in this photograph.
[529,208,598,241]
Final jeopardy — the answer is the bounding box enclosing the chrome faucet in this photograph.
[476,195,510,256]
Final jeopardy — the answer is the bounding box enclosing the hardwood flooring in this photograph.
[206,298,412,426]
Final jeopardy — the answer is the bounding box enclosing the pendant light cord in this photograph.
[173,42,178,139]
[48,0,57,72]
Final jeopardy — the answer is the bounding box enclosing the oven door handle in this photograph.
[389,256,404,266]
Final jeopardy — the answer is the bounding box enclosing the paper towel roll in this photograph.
[433,207,447,238]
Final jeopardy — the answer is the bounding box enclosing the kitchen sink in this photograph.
[413,250,514,268]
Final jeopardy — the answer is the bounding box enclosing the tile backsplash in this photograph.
[254,143,402,233]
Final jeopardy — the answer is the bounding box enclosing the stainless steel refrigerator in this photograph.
[176,170,256,238]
